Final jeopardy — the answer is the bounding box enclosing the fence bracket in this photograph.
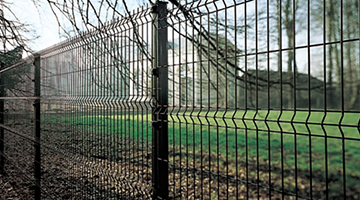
[152,68,159,77]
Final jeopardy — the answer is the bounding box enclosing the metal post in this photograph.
[152,2,168,199]
[34,55,41,200]
[0,62,4,175]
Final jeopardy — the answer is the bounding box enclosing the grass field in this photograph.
[44,109,360,197]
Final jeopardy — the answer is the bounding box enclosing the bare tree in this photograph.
[0,0,38,53]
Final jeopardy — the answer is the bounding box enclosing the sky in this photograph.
[6,0,140,54]
[7,0,62,52]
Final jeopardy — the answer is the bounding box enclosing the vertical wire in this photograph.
[198,9,204,199]
[92,35,96,197]
[79,38,84,199]
[63,51,70,196]
[70,50,74,197]
[171,5,176,197]
[88,37,92,198]
[292,0,298,198]
[277,1,284,198]
[79,42,84,197]
[67,48,70,198]
[65,50,70,197]
[140,11,143,194]
[106,32,110,197]
[65,49,69,197]
[83,36,93,198]
[139,9,145,196]
[265,0,272,197]
[178,14,182,198]
[102,32,107,199]
[105,33,109,198]
[57,51,62,194]
[149,8,153,197]
[233,2,239,198]
[339,0,346,197]
[122,26,127,197]
[322,0,329,198]
[306,0,313,198]
[120,28,125,197]
[278,0,285,198]
[127,24,132,198]
[191,6,196,198]
[100,32,104,197]
[127,23,131,196]
[185,9,189,198]
[223,3,229,199]
[88,38,92,198]
[111,29,115,198]
[107,32,111,198]
[123,27,128,198]
[254,0,260,198]
[136,14,141,189]
[73,48,76,196]
[90,33,95,197]
[120,26,125,198]
[93,36,97,197]
[73,45,77,198]
[75,38,82,197]
[243,1,249,198]
[167,5,173,198]
[97,34,101,197]
[102,32,106,197]
[131,18,135,195]
[100,32,107,198]
[206,3,211,198]
[145,13,150,198]
[131,18,136,190]
[112,27,117,197]
[72,45,76,197]
[115,26,120,199]
[100,32,104,198]
[101,32,105,197]
[215,4,220,199]
[85,40,88,197]
[81,42,84,198]
[107,32,112,199]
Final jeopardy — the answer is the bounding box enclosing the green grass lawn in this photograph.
[43,109,360,195]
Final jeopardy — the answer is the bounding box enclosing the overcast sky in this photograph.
[7,0,140,53]
[7,0,61,52]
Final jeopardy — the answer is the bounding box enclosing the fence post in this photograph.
[0,62,4,175]
[151,1,168,199]
[34,55,41,200]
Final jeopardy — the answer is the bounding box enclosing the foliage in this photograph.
[0,46,32,96]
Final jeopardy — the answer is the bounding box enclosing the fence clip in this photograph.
[151,121,162,129]
[151,4,158,13]
[152,68,159,77]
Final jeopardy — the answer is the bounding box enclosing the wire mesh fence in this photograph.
[0,56,39,198]
[39,5,154,199]
[0,0,360,199]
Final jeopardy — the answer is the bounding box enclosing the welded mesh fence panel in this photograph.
[167,0,360,199]
[0,59,39,199]
[39,6,154,199]
[0,0,359,199]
